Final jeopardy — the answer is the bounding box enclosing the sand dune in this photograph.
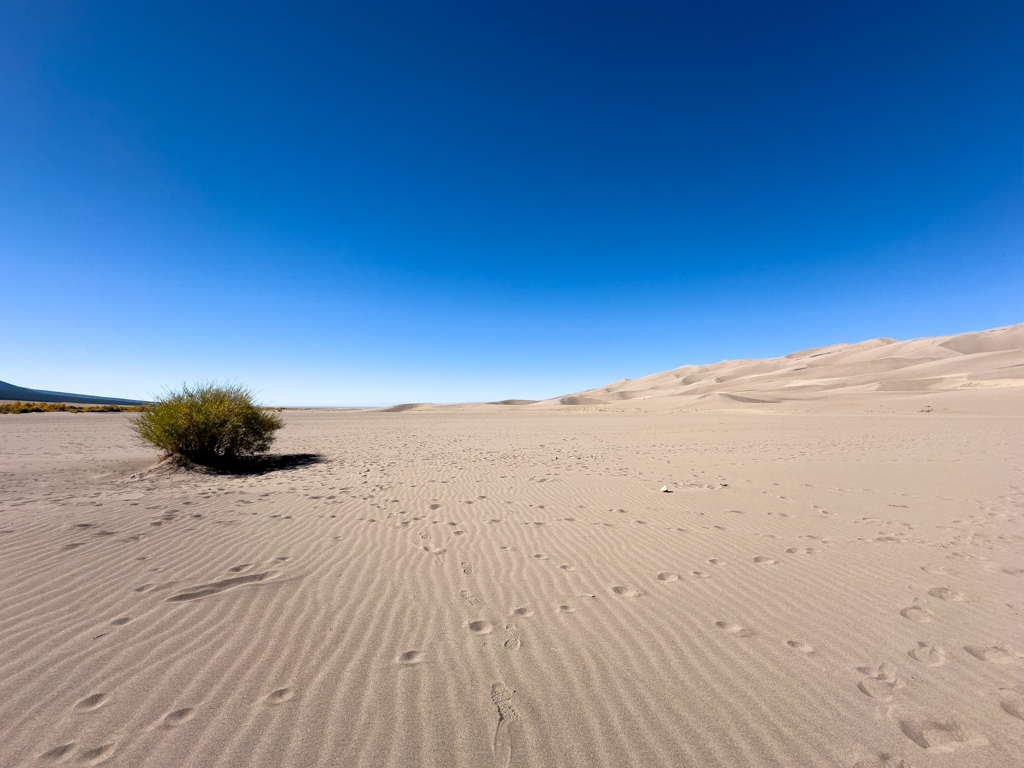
[1,326,1022,767]
[534,324,1023,408]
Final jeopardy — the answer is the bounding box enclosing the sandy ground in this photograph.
[1,326,1022,768]
[0,396,1020,768]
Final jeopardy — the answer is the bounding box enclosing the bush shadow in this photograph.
[169,453,327,476]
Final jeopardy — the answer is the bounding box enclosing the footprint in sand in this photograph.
[532,554,548,560]
[110,617,132,626]
[786,641,814,654]
[467,620,493,635]
[908,642,946,666]
[265,688,294,703]
[999,687,1024,719]
[611,586,640,597]
[41,744,77,760]
[753,556,777,565]
[708,558,726,566]
[166,571,281,602]
[785,547,817,555]
[41,742,116,765]
[715,621,754,638]
[927,586,965,601]
[851,754,911,768]
[503,624,523,651]
[963,644,1024,664]
[556,604,576,614]
[74,693,107,711]
[898,718,988,753]
[159,708,195,728]
[510,607,533,617]
[900,605,934,623]
[690,571,711,578]
[558,564,575,571]
[398,651,424,665]
[656,572,679,582]
[857,663,903,701]
[490,683,520,768]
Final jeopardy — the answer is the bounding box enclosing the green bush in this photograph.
[130,383,283,463]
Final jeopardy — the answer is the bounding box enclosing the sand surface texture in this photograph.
[1,327,1022,767]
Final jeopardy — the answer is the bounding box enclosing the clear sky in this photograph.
[1,1,1021,406]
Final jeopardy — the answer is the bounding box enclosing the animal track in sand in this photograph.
[75,693,107,711]
[900,605,934,623]
[160,708,195,728]
[927,587,964,601]
[166,571,280,602]
[611,586,640,597]
[511,607,533,617]
[556,604,576,614]
[786,641,814,654]
[963,644,1023,664]
[690,571,710,578]
[785,547,817,555]
[468,620,493,634]
[656,572,679,582]
[558,564,575,571]
[461,561,474,575]
[707,558,726,565]
[752,556,777,565]
[265,688,294,703]
[898,718,988,753]
[398,651,424,665]
[909,642,946,666]
[532,554,548,560]
[716,621,754,637]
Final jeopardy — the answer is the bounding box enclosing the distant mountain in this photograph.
[0,380,149,406]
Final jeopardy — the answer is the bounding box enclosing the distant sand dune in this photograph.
[524,323,1024,409]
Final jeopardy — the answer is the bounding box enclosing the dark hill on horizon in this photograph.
[0,380,149,406]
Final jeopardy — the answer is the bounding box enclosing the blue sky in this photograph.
[1,1,1021,406]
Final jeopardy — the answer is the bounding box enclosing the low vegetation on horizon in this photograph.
[0,401,147,414]
[130,382,283,465]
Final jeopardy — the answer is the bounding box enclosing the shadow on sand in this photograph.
[163,452,328,476]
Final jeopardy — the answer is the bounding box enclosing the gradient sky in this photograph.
[1,1,1021,406]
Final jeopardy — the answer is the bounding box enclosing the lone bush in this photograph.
[130,383,283,463]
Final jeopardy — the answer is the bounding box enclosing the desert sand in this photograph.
[1,325,1022,767]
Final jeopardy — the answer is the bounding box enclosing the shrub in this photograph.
[130,383,283,463]
[0,401,146,414]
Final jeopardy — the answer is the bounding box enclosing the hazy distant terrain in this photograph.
[0,380,148,406]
